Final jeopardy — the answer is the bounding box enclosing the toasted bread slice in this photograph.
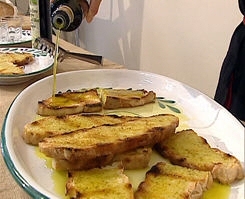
[37,89,102,116]
[53,147,152,170]
[153,162,213,191]
[135,162,213,199]
[0,62,24,75]
[39,114,179,162]
[99,88,156,109]
[23,114,138,145]
[9,52,34,66]
[0,52,34,66]
[66,164,134,199]
[156,129,245,184]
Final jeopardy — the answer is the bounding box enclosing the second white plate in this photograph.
[0,47,54,85]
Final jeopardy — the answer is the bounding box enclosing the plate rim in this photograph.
[1,98,49,198]
[1,69,244,198]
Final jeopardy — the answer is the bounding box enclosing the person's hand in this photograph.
[51,0,102,23]
[78,0,102,23]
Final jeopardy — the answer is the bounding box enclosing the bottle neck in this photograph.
[52,5,74,30]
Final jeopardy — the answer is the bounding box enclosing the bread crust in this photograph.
[53,147,152,170]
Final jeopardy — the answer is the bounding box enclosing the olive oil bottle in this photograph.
[51,0,84,31]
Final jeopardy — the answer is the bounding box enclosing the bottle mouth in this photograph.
[55,17,65,27]
[52,14,68,29]
[52,5,74,30]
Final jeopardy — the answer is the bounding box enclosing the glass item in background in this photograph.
[51,0,83,31]
[0,29,31,45]
[0,18,8,42]
[4,16,22,42]
[29,0,52,46]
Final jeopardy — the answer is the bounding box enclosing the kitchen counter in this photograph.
[0,38,124,199]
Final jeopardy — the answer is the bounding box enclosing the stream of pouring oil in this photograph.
[52,29,61,96]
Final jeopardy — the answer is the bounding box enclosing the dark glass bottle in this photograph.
[29,0,52,44]
[51,0,83,31]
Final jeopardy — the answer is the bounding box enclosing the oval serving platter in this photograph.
[1,69,244,198]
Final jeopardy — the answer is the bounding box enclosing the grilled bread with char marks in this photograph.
[156,129,245,184]
[39,114,179,165]
[66,164,134,199]
[37,89,102,116]
[23,114,138,145]
[135,162,213,199]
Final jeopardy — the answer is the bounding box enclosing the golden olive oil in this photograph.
[36,147,68,199]
[52,170,68,199]
[52,29,61,96]
[203,182,230,199]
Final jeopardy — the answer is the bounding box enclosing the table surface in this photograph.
[0,37,124,198]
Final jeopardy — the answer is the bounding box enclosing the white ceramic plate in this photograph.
[0,47,54,85]
[1,69,244,198]
[0,30,32,45]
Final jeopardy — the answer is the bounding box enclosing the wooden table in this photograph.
[0,38,124,198]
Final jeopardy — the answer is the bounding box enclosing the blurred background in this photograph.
[11,0,241,98]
